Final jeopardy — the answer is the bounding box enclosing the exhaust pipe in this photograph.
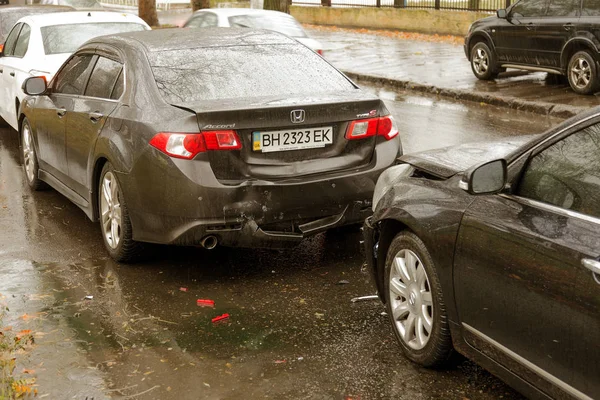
[200,235,218,250]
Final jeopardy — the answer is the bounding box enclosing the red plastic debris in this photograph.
[197,299,215,307]
[274,360,286,364]
[211,313,229,323]
[179,287,188,292]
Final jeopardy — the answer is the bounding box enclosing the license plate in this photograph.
[252,126,333,153]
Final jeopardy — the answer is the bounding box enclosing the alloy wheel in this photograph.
[472,47,489,75]
[389,249,434,350]
[22,124,35,183]
[100,172,122,249]
[570,57,591,89]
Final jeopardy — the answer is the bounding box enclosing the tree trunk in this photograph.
[138,0,159,27]
[191,0,210,11]
[264,0,289,13]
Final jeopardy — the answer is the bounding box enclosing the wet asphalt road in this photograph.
[0,87,560,399]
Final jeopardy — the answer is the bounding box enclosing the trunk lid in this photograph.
[174,93,385,182]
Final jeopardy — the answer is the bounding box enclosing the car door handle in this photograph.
[89,112,103,122]
[0,69,3,74]
[9,72,14,77]
[563,23,574,30]
[582,258,600,275]
[56,108,66,117]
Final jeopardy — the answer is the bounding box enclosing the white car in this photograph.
[0,11,149,130]
[182,8,323,55]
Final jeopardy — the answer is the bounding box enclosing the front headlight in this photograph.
[372,164,415,212]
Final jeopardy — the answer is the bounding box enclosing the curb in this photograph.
[342,71,586,119]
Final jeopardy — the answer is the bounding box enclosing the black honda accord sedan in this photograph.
[18,28,401,262]
[364,108,600,399]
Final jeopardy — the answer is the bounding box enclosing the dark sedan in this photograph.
[364,109,600,399]
[0,5,74,44]
[19,28,401,262]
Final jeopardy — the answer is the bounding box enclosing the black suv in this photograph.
[465,0,600,94]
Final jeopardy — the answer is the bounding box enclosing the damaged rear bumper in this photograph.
[165,200,371,248]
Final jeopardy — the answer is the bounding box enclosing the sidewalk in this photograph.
[306,26,600,118]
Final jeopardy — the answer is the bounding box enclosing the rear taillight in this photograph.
[149,130,241,160]
[317,49,324,56]
[345,116,398,141]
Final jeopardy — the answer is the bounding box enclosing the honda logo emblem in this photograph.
[290,109,305,124]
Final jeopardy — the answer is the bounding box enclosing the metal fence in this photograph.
[292,0,514,13]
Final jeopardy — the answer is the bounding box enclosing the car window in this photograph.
[41,22,147,55]
[582,0,600,15]
[12,23,31,58]
[85,56,123,99]
[186,13,218,28]
[517,123,600,218]
[3,23,22,57]
[228,14,307,38]
[150,43,355,104]
[546,0,578,16]
[110,69,124,100]
[54,54,96,95]
[511,0,550,17]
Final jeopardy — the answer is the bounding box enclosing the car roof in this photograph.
[93,27,297,52]
[18,10,147,28]
[194,7,295,18]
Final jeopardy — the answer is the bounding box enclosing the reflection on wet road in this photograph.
[0,87,558,399]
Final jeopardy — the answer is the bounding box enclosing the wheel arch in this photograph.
[466,32,495,59]
[561,37,600,71]
[91,157,109,222]
[374,216,420,304]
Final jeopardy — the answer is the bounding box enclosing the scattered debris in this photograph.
[197,299,215,307]
[179,287,188,292]
[297,357,304,361]
[337,280,350,285]
[211,313,229,323]
[380,312,388,316]
[84,295,93,300]
[315,312,325,319]
[350,295,379,303]
[274,360,286,364]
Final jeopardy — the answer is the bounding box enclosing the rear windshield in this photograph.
[1,9,60,37]
[149,44,355,104]
[228,14,306,38]
[41,22,146,55]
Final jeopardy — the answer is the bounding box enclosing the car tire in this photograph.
[567,50,600,95]
[21,117,47,191]
[98,162,143,263]
[384,231,453,367]
[470,41,498,80]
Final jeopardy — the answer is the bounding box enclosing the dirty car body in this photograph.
[20,28,401,257]
[364,108,600,399]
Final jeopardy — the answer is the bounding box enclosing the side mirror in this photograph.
[22,76,47,96]
[497,8,507,18]
[460,159,507,195]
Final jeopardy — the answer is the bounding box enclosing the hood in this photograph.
[399,136,537,179]
[469,15,497,31]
